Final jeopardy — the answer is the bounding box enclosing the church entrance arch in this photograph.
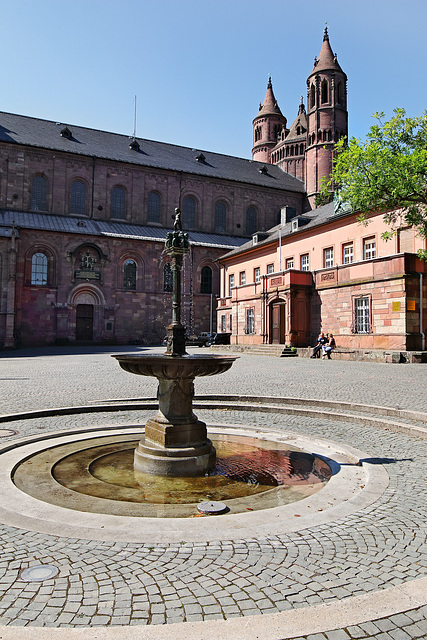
[269,299,286,344]
[68,285,106,343]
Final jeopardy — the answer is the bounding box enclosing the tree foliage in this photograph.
[317,109,427,256]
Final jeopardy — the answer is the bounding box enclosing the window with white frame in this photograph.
[342,243,354,264]
[246,307,254,334]
[300,253,309,271]
[229,274,234,295]
[239,271,246,286]
[323,247,334,268]
[354,297,370,333]
[286,258,294,269]
[254,267,260,283]
[31,253,48,285]
[267,264,274,274]
[363,237,376,260]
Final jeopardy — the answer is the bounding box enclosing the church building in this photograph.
[1,28,425,353]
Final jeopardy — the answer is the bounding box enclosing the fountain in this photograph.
[6,206,333,522]
[114,208,238,477]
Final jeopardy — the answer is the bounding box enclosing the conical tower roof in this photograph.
[255,77,284,118]
[308,27,345,78]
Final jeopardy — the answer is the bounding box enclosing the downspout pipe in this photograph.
[420,273,425,351]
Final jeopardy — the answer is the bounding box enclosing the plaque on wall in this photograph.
[75,270,100,280]
[321,272,335,282]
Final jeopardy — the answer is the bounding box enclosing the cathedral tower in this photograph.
[305,27,348,207]
[252,77,287,164]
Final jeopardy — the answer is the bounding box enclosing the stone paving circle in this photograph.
[0,345,425,640]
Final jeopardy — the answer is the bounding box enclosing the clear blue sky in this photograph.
[2,0,426,159]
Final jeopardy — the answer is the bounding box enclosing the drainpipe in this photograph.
[420,273,425,351]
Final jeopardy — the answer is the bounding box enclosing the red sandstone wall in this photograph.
[0,144,303,236]
[1,229,225,347]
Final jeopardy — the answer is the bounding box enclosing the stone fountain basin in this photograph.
[113,354,238,379]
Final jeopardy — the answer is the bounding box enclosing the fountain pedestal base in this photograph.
[134,436,216,477]
[135,376,216,477]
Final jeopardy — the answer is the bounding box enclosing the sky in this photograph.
[2,0,426,160]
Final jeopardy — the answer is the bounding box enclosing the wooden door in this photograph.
[76,304,94,341]
[271,303,285,344]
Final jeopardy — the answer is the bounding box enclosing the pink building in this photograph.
[217,202,427,352]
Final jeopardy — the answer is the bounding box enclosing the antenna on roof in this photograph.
[132,95,137,139]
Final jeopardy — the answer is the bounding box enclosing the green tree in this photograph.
[317,109,427,257]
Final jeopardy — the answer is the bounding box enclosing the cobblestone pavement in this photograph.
[0,346,426,638]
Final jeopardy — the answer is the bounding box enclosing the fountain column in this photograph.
[130,208,218,476]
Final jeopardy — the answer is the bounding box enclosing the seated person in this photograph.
[322,333,336,359]
[311,332,327,358]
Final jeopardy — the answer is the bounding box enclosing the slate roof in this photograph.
[0,210,247,250]
[220,201,350,258]
[0,111,305,193]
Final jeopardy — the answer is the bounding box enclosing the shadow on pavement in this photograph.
[0,345,160,358]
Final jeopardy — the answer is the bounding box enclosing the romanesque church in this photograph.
[0,29,425,354]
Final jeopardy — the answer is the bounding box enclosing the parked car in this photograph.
[186,332,211,347]
[207,332,231,346]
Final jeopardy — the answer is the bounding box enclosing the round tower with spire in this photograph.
[305,26,348,207]
[252,77,287,164]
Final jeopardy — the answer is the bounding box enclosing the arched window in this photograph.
[70,180,86,215]
[111,186,126,219]
[123,259,137,290]
[200,266,212,294]
[147,191,161,223]
[163,263,173,292]
[31,253,48,285]
[255,126,262,142]
[245,207,257,236]
[337,81,344,105]
[321,79,328,104]
[310,84,316,109]
[31,175,47,211]
[214,201,227,233]
[183,196,196,230]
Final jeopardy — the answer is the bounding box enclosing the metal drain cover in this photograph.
[21,565,59,582]
[197,501,228,514]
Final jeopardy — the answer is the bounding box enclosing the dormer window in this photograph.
[195,152,206,163]
[291,219,298,232]
[60,127,72,139]
[259,165,268,175]
[129,139,140,151]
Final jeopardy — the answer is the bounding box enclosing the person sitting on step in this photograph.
[322,333,336,359]
[310,332,327,358]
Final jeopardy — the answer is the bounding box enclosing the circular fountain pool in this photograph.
[12,432,331,518]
